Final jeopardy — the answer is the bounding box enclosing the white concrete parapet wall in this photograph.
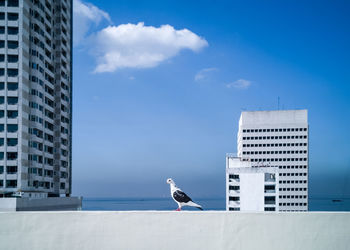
[0,211,349,250]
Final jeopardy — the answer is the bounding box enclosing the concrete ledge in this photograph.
[0,197,82,211]
[0,212,349,250]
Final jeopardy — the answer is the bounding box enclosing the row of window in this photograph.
[0,82,18,90]
[0,165,17,174]
[0,124,17,132]
[279,188,307,192]
[28,168,53,177]
[0,0,19,7]
[279,180,307,184]
[280,195,307,199]
[243,135,307,140]
[0,152,17,160]
[0,54,18,63]
[0,179,17,188]
[279,203,307,206]
[279,172,307,177]
[0,68,18,77]
[249,158,307,162]
[0,26,18,35]
[233,165,308,170]
[243,143,307,148]
[0,96,17,105]
[243,150,307,155]
[0,12,18,21]
[0,138,17,146]
[28,154,53,165]
[0,40,18,49]
[242,128,307,133]
[0,110,18,118]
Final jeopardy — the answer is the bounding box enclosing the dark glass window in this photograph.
[7,27,18,35]
[7,54,18,63]
[0,138,3,146]
[8,41,18,49]
[0,1,4,7]
[0,40,4,48]
[8,97,18,105]
[0,110,3,118]
[7,13,18,21]
[6,165,17,173]
[7,152,17,160]
[0,152,3,160]
[0,12,4,20]
[0,82,4,90]
[7,82,18,90]
[7,110,17,118]
[7,0,19,7]
[0,165,3,174]
[0,97,4,104]
[7,124,17,132]
[7,69,18,77]
[0,26,4,34]
[6,180,17,188]
[0,54,4,62]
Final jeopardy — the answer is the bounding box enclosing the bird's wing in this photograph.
[173,190,192,203]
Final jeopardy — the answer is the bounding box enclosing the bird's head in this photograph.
[166,178,175,185]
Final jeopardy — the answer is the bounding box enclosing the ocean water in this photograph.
[82,197,350,211]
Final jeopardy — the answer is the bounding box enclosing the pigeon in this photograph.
[166,178,203,211]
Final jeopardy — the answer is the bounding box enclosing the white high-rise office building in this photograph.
[226,110,309,212]
[0,0,72,198]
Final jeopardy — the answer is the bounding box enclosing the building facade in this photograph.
[226,154,279,211]
[0,0,72,198]
[226,110,309,212]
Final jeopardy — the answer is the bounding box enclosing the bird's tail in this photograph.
[188,201,203,210]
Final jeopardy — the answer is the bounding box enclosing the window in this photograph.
[0,124,3,132]
[0,110,3,118]
[7,13,18,21]
[6,180,17,188]
[0,40,4,48]
[229,196,240,201]
[7,138,17,146]
[229,186,240,191]
[8,97,17,105]
[7,54,18,63]
[7,124,17,132]
[0,152,3,159]
[60,182,65,189]
[0,165,3,174]
[0,1,4,7]
[265,196,276,205]
[0,138,3,145]
[0,27,4,34]
[7,0,19,7]
[7,82,18,90]
[7,110,17,118]
[264,207,275,211]
[8,41,18,49]
[6,165,17,173]
[7,27,18,35]
[229,174,239,180]
[0,54,4,62]
[7,69,18,77]
[0,96,3,104]
[229,207,240,211]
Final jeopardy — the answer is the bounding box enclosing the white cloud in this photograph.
[226,79,252,89]
[73,0,111,46]
[194,67,218,81]
[93,22,208,73]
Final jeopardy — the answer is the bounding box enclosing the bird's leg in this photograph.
[175,207,181,211]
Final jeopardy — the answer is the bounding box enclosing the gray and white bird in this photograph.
[166,178,203,211]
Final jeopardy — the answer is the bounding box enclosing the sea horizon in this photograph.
[82,196,350,211]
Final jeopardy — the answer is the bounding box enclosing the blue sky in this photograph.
[72,0,350,198]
